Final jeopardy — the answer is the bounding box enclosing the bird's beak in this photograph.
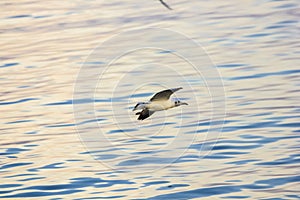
[181,102,188,106]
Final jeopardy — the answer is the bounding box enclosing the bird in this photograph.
[132,87,188,120]
[159,0,172,10]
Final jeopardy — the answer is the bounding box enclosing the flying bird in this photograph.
[133,87,188,120]
[159,0,172,10]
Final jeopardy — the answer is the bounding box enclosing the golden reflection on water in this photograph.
[0,0,299,199]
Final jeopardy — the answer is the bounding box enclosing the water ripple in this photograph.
[1,0,299,199]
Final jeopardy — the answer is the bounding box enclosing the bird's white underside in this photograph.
[146,100,174,111]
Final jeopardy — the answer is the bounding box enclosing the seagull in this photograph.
[132,87,188,120]
[159,0,172,10]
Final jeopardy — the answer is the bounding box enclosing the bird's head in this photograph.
[174,100,188,107]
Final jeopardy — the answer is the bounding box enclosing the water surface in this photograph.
[0,0,299,199]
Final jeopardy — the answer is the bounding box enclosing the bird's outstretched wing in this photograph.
[136,108,155,120]
[159,0,172,10]
[150,87,182,101]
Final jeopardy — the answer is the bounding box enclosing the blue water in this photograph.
[0,0,299,199]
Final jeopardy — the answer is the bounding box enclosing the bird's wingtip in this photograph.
[174,87,183,91]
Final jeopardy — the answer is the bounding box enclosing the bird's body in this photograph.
[147,100,174,111]
[133,87,188,120]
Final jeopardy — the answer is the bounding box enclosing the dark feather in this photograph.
[133,103,140,111]
[150,87,182,101]
[137,108,154,120]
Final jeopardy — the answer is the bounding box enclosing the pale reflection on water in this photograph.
[0,0,299,199]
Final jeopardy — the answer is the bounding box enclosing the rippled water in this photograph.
[1,0,299,199]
